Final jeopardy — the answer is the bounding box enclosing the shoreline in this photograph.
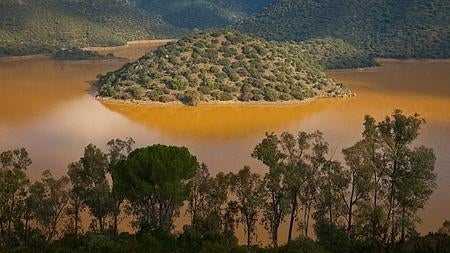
[0,54,129,63]
[327,65,382,73]
[376,58,450,63]
[84,39,175,52]
[95,95,352,107]
[0,54,52,61]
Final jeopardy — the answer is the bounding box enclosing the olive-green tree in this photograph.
[353,110,436,246]
[27,170,70,245]
[230,166,263,247]
[187,163,211,229]
[117,144,198,232]
[0,148,31,247]
[107,137,135,235]
[67,144,114,234]
[252,132,288,247]
[280,131,312,242]
[341,141,374,235]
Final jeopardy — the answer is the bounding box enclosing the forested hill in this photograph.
[0,0,184,56]
[238,0,450,59]
[135,0,275,30]
[97,30,374,105]
[0,0,276,57]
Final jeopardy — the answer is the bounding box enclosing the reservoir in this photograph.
[0,47,449,241]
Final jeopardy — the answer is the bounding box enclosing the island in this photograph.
[96,30,375,106]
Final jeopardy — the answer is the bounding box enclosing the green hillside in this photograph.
[0,0,185,56]
[238,0,450,58]
[97,30,374,105]
[136,0,275,30]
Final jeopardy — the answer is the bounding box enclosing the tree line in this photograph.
[0,110,448,253]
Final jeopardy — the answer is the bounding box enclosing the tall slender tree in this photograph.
[67,144,113,234]
[230,166,262,248]
[252,133,288,247]
[0,148,31,246]
[107,137,135,235]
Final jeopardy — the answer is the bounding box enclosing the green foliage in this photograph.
[114,144,198,232]
[315,222,351,253]
[98,30,363,105]
[52,48,117,61]
[280,237,329,253]
[182,90,202,106]
[136,0,275,30]
[67,144,113,234]
[0,0,186,57]
[238,0,450,59]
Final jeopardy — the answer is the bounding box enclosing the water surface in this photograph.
[0,54,449,242]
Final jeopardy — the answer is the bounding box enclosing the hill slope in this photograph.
[97,30,374,105]
[0,0,185,56]
[238,0,450,58]
[136,0,275,30]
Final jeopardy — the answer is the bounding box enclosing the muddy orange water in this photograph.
[0,51,449,244]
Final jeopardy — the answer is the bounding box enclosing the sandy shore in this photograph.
[96,96,327,107]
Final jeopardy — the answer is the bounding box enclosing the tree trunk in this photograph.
[347,182,355,234]
[273,228,278,248]
[347,203,353,234]
[247,223,251,248]
[288,193,297,243]
[99,216,104,233]
[400,206,406,243]
[74,202,79,237]
[305,203,311,237]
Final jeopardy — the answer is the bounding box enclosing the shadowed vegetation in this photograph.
[238,0,450,59]
[0,111,447,253]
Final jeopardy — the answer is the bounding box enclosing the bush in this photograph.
[182,90,202,106]
[158,95,173,103]
[263,87,279,101]
[280,237,330,253]
[167,76,188,90]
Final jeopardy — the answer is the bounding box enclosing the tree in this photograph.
[117,144,198,232]
[309,132,348,240]
[230,166,262,247]
[67,144,113,234]
[438,221,450,235]
[27,170,70,245]
[300,131,328,237]
[396,146,436,242]
[377,110,434,244]
[188,163,211,229]
[314,160,347,229]
[280,131,310,243]
[252,133,287,247]
[107,137,135,235]
[352,110,436,246]
[0,148,31,247]
[341,141,373,235]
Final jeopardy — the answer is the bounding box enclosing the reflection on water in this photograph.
[101,100,339,139]
[0,55,449,243]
